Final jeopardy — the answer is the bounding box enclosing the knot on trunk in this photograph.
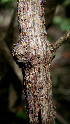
[12,42,43,68]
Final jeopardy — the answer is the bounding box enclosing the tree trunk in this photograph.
[13,0,55,123]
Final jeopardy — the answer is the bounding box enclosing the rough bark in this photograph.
[12,0,56,123]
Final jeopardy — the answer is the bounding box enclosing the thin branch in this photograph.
[50,30,70,62]
[53,30,70,52]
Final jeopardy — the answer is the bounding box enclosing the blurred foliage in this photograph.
[58,0,70,5]
[0,0,15,3]
[53,16,70,31]
[53,0,70,31]
[63,0,70,6]
[0,0,16,8]
[16,112,28,119]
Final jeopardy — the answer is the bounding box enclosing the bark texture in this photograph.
[13,0,55,123]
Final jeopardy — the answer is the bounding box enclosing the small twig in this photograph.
[50,30,70,62]
[53,30,70,52]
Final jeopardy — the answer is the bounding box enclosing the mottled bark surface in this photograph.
[13,0,55,123]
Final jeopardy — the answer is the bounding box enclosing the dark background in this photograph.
[0,0,70,123]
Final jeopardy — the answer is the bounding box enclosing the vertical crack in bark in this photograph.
[13,0,55,123]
